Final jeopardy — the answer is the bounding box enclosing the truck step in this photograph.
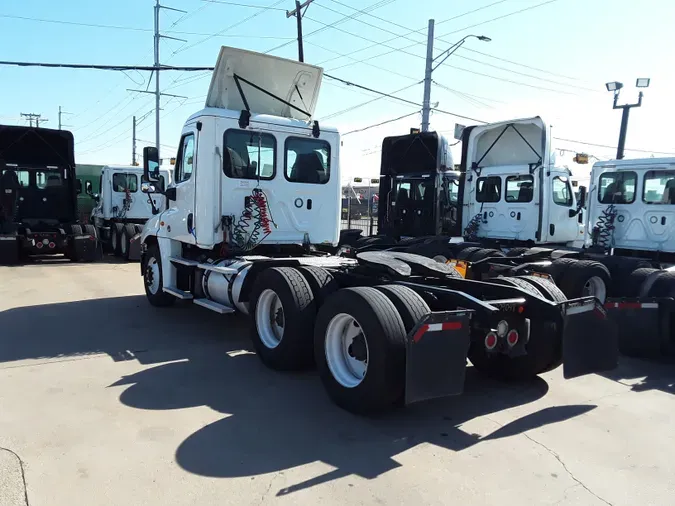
[198,263,238,275]
[169,256,199,267]
[163,286,193,300]
[193,298,235,314]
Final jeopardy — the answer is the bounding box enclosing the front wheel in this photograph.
[143,244,175,307]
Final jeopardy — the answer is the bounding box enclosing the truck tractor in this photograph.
[137,46,618,415]
[89,164,171,261]
[0,125,99,264]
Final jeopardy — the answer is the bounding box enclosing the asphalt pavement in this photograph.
[1,258,674,505]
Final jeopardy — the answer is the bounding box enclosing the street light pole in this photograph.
[606,78,650,160]
[420,27,491,132]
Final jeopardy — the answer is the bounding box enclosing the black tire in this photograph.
[505,247,530,257]
[82,224,97,238]
[624,268,661,298]
[547,257,577,284]
[600,257,653,296]
[121,223,136,260]
[515,275,567,373]
[470,248,505,262]
[249,267,317,371]
[638,269,667,298]
[645,271,675,355]
[112,223,124,256]
[559,260,611,303]
[143,244,175,307]
[314,287,407,414]
[456,246,483,261]
[375,284,430,333]
[70,224,83,235]
[490,275,543,297]
[296,266,340,306]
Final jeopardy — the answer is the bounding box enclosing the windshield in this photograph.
[392,177,435,207]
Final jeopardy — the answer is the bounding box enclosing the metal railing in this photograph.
[340,196,377,235]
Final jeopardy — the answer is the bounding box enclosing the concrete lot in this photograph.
[1,259,674,506]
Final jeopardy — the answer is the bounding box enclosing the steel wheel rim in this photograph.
[325,313,369,388]
[255,289,285,349]
[583,275,606,303]
[146,257,160,294]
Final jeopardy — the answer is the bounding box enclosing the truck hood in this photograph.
[205,46,323,120]
[0,125,75,168]
[463,116,548,170]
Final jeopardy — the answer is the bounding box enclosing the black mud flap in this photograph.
[604,298,672,356]
[405,310,473,405]
[73,234,98,262]
[128,234,142,261]
[0,235,20,264]
[562,297,618,379]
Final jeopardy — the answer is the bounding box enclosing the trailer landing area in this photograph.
[0,262,673,506]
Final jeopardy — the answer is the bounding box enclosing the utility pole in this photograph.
[421,19,435,132]
[58,106,72,130]
[286,0,315,62]
[20,113,47,128]
[132,116,137,166]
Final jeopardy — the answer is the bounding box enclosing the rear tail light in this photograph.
[506,329,519,347]
[484,331,498,350]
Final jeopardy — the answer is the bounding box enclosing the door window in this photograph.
[285,137,330,184]
[597,171,636,204]
[505,175,534,203]
[36,170,62,189]
[643,170,675,204]
[175,134,195,183]
[112,173,138,193]
[476,176,501,202]
[223,129,276,180]
[552,176,573,206]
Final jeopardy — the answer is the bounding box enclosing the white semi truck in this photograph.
[135,46,618,415]
[89,165,171,261]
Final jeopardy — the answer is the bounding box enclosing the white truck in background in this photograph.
[89,165,171,260]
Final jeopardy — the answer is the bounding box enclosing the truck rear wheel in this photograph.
[314,287,407,414]
[249,267,317,371]
[375,284,430,333]
[121,224,136,260]
[296,266,339,306]
[469,276,561,380]
[559,260,611,303]
[112,223,124,256]
[143,244,175,307]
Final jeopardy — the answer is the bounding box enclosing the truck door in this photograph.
[503,174,537,241]
[162,131,197,244]
[109,171,139,219]
[545,172,579,243]
[466,175,503,238]
[640,169,675,251]
[591,170,637,248]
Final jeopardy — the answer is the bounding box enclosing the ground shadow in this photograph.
[599,355,675,396]
[0,295,249,364]
[111,350,597,496]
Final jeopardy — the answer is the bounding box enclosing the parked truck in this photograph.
[89,164,170,261]
[353,117,675,357]
[136,46,618,415]
[0,125,99,264]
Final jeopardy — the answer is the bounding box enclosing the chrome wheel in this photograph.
[325,313,369,388]
[583,275,607,303]
[145,257,161,295]
[255,289,285,349]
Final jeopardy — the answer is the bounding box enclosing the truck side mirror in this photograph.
[143,146,161,183]
[85,180,93,196]
[76,179,82,195]
[577,186,587,209]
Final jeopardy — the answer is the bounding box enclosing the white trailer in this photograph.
[90,165,171,260]
[136,46,618,414]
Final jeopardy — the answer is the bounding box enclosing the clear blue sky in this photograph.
[1,0,674,182]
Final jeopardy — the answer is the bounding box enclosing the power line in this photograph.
[0,13,295,39]
[0,61,215,71]
[342,111,420,136]
[320,81,422,121]
[201,0,287,10]
[552,137,675,156]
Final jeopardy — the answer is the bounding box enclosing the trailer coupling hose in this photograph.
[593,204,617,251]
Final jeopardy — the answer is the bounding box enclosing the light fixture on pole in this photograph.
[606,78,650,159]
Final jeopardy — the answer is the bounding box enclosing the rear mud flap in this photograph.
[73,234,98,262]
[405,310,473,405]
[0,235,19,264]
[128,234,142,261]
[562,297,618,379]
[604,298,672,356]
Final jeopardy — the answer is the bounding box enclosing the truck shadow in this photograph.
[0,295,249,364]
[599,355,675,396]
[110,350,596,496]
